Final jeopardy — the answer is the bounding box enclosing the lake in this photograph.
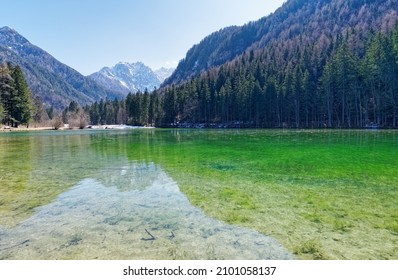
[0,129,397,259]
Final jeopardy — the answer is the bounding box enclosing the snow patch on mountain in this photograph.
[154,67,175,83]
[89,62,174,95]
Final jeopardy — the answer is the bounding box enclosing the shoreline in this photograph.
[2,124,395,133]
[1,124,155,132]
[0,126,55,132]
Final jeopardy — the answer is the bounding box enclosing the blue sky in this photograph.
[1,0,285,75]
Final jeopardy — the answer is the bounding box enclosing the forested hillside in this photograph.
[86,0,398,129]
[155,26,398,128]
[164,0,398,87]
[0,27,123,109]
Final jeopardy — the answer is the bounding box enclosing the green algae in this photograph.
[1,129,397,259]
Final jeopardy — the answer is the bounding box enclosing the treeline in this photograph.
[0,63,32,127]
[4,23,397,130]
[0,62,54,128]
[85,25,398,128]
[84,90,161,127]
[162,26,398,128]
[0,62,90,129]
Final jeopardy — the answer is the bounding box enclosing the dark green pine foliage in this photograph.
[363,32,398,127]
[0,98,3,122]
[0,63,34,127]
[11,65,32,126]
[149,25,398,128]
[321,42,361,128]
[85,24,398,129]
[0,64,14,125]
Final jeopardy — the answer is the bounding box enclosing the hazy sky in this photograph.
[1,0,285,75]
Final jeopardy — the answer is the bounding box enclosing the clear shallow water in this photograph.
[0,136,293,259]
[1,129,397,259]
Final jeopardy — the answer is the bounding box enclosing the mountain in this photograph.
[88,62,174,94]
[0,26,123,108]
[148,0,398,129]
[164,0,398,86]
[154,67,175,83]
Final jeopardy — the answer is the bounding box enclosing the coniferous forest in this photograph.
[84,25,398,129]
[2,0,398,129]
[2,25,398,129]
[0,63,33,127]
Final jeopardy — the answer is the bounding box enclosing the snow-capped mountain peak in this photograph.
[89,62,175,95]
[154,67,175,83]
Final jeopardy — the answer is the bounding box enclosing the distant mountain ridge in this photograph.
[88,62,174,94]
[154,67,175,84]
[0,26,123,108]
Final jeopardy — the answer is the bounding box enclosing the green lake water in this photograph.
[0,129,397,259]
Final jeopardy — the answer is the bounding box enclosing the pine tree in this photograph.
[162,87,178,126]
[0,100,3,127]
[11,65,33,126]
[140,90,150,125]
[46,106,54,120]
[89,102,100,125]
[0,64,33,127]
[0,63,16,127]
[32,95,49,124]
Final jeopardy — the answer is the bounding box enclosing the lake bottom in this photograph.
[0,162,293,260]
